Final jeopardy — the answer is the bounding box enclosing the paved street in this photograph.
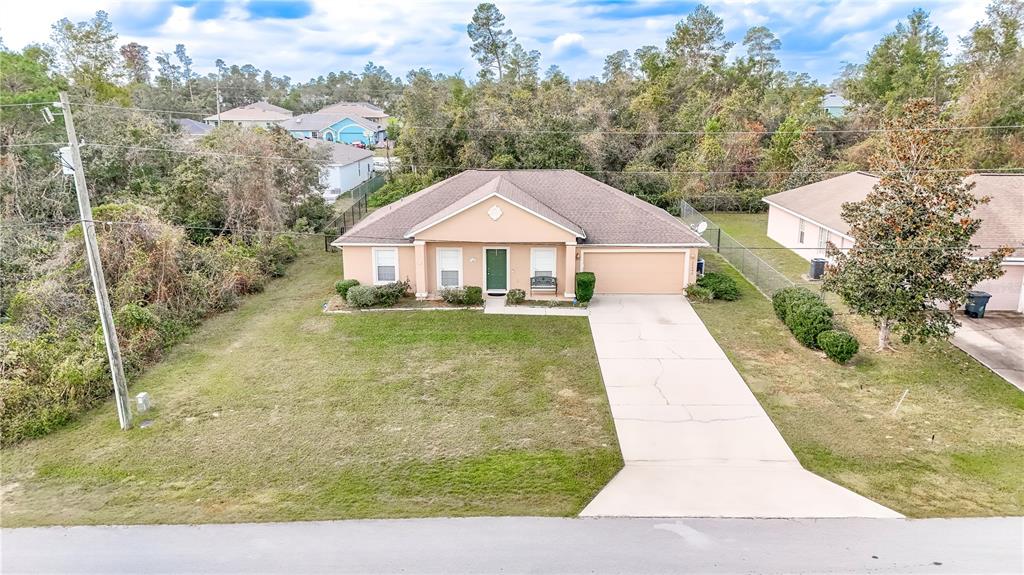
[582,295,900,518]
[3,517,1021,574]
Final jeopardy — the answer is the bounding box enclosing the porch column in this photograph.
[413,240,428,299]
[564,242,577,299]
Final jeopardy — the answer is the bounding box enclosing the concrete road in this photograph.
[2,517,1021,574]
[583,295,898,518]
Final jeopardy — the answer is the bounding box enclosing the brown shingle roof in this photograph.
[763,172,1024,257]
[335,170,709,246]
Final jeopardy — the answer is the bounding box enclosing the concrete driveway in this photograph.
[953,312,1024,391]
[582,295,900,518]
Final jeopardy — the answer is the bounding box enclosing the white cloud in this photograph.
[552,33,585,54]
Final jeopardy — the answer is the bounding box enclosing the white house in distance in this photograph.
[204,101,293,128]
[821,92,850,118]
[303,140,375,203]
[762,172,1024,312]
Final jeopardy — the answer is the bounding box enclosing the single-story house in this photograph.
[279,113,386,146]
[304,140,375,202]
[821,92,850,118]
[173,118,213,137]
[332,169,709,299]
[763,172,1024,312]
[203,101,292,128]
[316,101,389,124]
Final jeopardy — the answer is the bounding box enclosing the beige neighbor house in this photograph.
[763,172,1024,312]
[203,101,293,128]
[332,170,709,299]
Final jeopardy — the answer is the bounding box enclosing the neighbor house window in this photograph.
[436,248,462,289]
[817,227,829,251]
[798,220,805,244]
[531,248,557,279]
[373,248,398,284]
[312,130,319,139]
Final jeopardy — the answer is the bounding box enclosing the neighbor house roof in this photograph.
[173,118,213,136]
[335,169,709,246]
[316,101,388,120]
[822,92,849,108]
[762,172,1024,258]
[303,139,374,166]
[204,101,293,123]
[279,113,383,133]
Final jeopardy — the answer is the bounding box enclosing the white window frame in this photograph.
[372,247,399,285]
[798,219,806,244]
[436,247,463,289]
[530,247,558,279]
[817,226,829,251]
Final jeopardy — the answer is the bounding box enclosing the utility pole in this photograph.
[57,92,132,430]
[216,81,222,125]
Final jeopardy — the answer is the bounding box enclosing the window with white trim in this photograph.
[817,227,829,251]
[798,220,805,244]
[373,248,398,284]
[531,247,557,278]
[437,248,462,288]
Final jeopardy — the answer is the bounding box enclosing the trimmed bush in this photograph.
[346,285,377,308]
[335,279,360,299]
[685,284,714,303]
[505,288,526,305]
[785,298,834,348]
[772,286,816,321]
[575,272,596,303]
[817,330,860,363]
[438,287,466,305]
[375,280,410,306]
[464,286,483,305]
[696,272,740,301]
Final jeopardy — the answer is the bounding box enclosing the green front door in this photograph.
[485,249,508,292]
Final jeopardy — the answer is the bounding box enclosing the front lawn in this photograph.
[1,248,621,527]
[692,213,1024,517]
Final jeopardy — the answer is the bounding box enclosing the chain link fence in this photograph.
[680,199,794,298]
[323,175,386,251]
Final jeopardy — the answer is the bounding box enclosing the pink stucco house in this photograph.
[763,172,1024,312]
[332,170,708,299]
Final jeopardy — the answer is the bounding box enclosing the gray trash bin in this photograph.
[808,258,827,280]
[964,291,992,318]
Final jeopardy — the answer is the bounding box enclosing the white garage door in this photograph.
[582,251,688,294]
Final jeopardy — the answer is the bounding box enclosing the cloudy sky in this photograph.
[1,0,988,84]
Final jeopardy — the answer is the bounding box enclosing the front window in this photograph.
[530,248,557,290]
[373,248,398,284]
[312,130,319,139]
[437,248,462,288]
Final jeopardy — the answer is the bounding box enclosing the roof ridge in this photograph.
[496,174,583,231]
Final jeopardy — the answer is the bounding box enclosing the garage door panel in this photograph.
[584,252,686,294]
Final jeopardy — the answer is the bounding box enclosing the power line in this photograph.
[0,101,56,108]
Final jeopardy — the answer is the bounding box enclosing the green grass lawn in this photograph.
[705,212,813,284]
[1,247,621,527]
[692,213,1024,517]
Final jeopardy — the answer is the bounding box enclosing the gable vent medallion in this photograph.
[487,205,503,221]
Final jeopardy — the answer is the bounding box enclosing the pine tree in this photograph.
[822,99,1012,350]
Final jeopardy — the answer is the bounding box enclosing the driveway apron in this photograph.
[581,295,901,518]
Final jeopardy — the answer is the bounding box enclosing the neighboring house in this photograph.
[332,170,708,299]
[279,113,386,146]
[763,172,1024,312]
[203,101,293,128]
[304,140,375,202]
[821,92,849,118]
[316,101,389,124]
[173,118,213,137]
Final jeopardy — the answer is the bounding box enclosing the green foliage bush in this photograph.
[463,286,483,305]
[346,285,378,308]
[367,172,439,208]
[575,272,596,303]
[375,280,410,306]
[335,279,360,299]
[696,272,740,301]
[772,286,818,321]
[685,284,714,303]
[439,287,467,304]
[785,298,835,348]
[817,330,860,363]
[505,288,526,305]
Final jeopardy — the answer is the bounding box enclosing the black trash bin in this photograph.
[696,258,705,277]
[808,258,827,280]
[965,290,992,318]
